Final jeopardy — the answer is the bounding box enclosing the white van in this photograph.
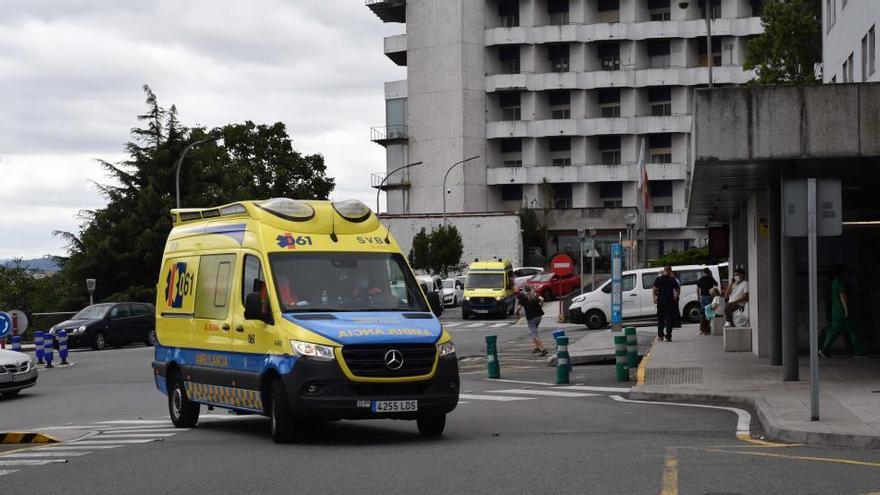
[569,264,725,329]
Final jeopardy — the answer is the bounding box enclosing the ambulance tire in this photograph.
[416,411,446,437]
[270,379,297,443]
[168,374,199,428]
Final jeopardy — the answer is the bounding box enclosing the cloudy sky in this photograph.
[0,0,405,259]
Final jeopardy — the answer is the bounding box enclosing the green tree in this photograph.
[519,208,546,267]
[650,246,716,268]
[427,224,464,277]
[409,228,431,272]
[55,85,336,306]
[744,0,822,85]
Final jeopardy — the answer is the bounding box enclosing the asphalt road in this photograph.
[2,343,880,494]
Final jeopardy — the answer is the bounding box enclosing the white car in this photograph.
[441,278,464,307]
[416,274,445,315]
[0,349,38,398]
[568,264,725,329]
[513,266,543,289]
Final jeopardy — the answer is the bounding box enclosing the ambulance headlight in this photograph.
[290,340,336,361]
[332,200,372,223]
[256,198,315,222]
[438,341,456,357]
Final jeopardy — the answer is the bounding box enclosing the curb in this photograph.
[0,432,60,444]
[628,390,880,450]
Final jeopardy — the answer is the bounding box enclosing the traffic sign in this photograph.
[610,244,623,326]
[577,228,585,241]
[0,312,11,338]
[8,309,28,335]
[550,253,575,277]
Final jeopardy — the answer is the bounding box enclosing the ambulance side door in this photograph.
[231,253,271,396]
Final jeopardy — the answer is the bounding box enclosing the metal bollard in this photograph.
[555,335,570,384]
[624,327,638,368]
[34,331,45,364]
[58,330,69,365]
[44,335,55,369]
[552,329,571,371]
[614,334,628,382]
[11,335,21,352]
[485,335,500,379]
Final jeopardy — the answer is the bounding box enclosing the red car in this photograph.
[525,271,581,301]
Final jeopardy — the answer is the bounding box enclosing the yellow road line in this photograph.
[660,447,679,495]
[637,336,657,386]
[697,448,880,468]
[735,432,794,447]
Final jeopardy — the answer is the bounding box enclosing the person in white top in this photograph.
[724,268,749,327]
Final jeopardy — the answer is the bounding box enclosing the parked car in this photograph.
[525,271,581,301]
[513,266,543,289]
[416,275,444,316]
[0,349,38,398]
[441,278,464,307]
[568,264,725,329]
[49,302,156,350]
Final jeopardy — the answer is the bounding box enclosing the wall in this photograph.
[823,0,880,83]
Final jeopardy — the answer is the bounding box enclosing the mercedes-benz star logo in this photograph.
[384,349,404,371]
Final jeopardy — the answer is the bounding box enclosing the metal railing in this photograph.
[370,125,408,142]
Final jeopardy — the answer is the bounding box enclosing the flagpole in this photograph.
[638,137,649,268]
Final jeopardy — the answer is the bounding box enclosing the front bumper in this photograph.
[281,356,460,421]
[0,369,38,393]
[568,306,585,323]
[462,299,506,314]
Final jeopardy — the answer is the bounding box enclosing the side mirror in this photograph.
[245,293,270,322]
[426,291,443,317]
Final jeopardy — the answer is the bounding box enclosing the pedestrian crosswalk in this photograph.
[458,380,630,405]
[441,320,520,330]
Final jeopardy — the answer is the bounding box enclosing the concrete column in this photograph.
[768,179,782,365]
[781,179,799,381]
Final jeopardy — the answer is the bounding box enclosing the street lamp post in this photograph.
[678,0,713,88]
[590,227,597,291]
[442,155,480,224]
[175,135,222,209]
[375,161,423,214]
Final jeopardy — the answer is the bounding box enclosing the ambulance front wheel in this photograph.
[416,411,446,437]
[270,379,297,443]
[168,374,199,428]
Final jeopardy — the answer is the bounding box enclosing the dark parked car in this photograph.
[49,302,156,350]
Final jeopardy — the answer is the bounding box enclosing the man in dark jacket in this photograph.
[653,266,680,342]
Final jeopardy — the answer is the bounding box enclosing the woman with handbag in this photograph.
[516,285,548,356]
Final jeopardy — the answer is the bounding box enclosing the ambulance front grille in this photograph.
[341,344,436,378]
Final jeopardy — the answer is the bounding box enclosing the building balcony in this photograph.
[544,207,639,230]
[646,211,687,229]
[370,125,408,146]
[486,66,755,92]
[486,162,687,185]
[366,0,405,23]
[484,17,762,46]
[384,34,406,66]
[486,115,692,138]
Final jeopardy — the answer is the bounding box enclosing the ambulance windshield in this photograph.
[268,252,429,313]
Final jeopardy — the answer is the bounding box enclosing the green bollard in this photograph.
[614,334,628,382]
[625,326,638,368]
[555,336,570,384]
[486,335,500,379]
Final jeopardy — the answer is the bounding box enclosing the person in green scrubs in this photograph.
[819,265,867,358]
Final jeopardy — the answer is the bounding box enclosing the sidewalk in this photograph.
[630,323,880,449]
[558,328,655,365]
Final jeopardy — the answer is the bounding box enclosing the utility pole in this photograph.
[376,161,423,214]
[175,135,222,209]
[442,156,480,224]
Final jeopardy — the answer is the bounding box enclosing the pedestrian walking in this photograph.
[516,284,548,356]
[724,268,749,327]
[697,267,717,335]
[653,266,680,342]
[819,265,867,359]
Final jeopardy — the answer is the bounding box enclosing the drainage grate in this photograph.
[645,367,704,385]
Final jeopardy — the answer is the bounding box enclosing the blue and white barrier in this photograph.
[43,335,54,369]
[58,330,69,365]
[11,335,21,352]
[34,331,45,364]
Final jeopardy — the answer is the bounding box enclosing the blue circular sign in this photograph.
[0,312,11,338]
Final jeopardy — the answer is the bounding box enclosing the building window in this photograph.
[647,39,671,69]
[548,0,570,26]
[549,90,571,119]
[598,88,621,117]
[863,33,870,81]
[843,52,854,82]
[597,0,620,23]
[599,135,621,164]
[698,38,722,67]
[700,0,721,19]
[648,0,671,21]
[827,0,836,32]
[501,184,523,201]
[498,0,520,27]
[649,87,672,116]
[600,182,623,208]
[598,42,621,71]
[499,46,521,74]
[552,183,573,209]
[750,0,764,16]
[649,134,673,163]
[500,138,522,167]
[868,25,877,76]
[549,44,570,72]
[499,92,521,121]
[386,98,407,130]
[549,137,571,166]
[649,181,673,213]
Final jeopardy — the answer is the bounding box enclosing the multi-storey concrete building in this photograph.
[367,0,763,262]
[823,0,878,83]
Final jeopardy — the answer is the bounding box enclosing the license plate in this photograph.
[475,309,489,314]
[12,373,31,382]
[371,400,418,413]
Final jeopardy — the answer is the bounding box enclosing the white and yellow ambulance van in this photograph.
[152,198,459,442]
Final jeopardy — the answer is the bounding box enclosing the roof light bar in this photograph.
[256,198,315,222]
[332,200,372,223]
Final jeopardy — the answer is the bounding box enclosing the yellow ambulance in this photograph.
[461,259,515,319]
[152,198,459,443]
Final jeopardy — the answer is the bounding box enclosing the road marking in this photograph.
[442,322,463,328]
[458,393,535,402]
[490,322,511,328]
[463,323,485,328]
[0,470,18,477]
[610,395,751,439]
[96,420,170,425]
[92,427,180,432]
[661,448,679,495]
[559,385,632,393]
[35,445,121,450]
[489,389,599,398]
[695,448,880,468]
[96,433,178,438]
[5,452,87,457]
[71,439,161,444]
[0,459,68,466]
